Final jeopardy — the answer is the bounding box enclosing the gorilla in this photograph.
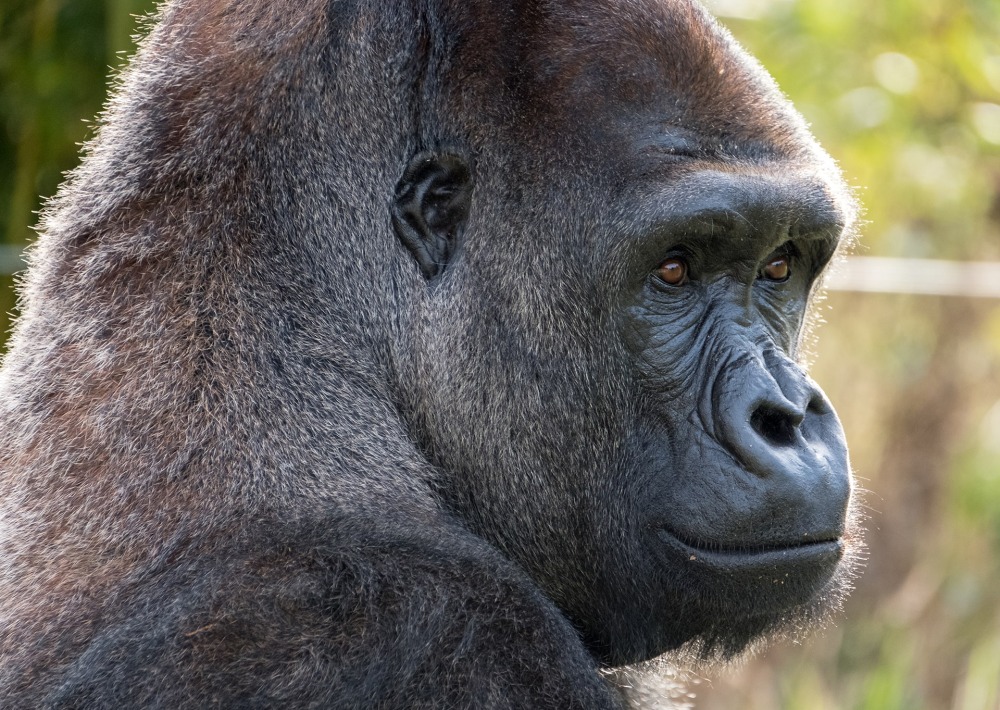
[0,0,862,706]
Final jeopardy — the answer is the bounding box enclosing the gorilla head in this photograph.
[0,0,862,701]
[389,0,860,663]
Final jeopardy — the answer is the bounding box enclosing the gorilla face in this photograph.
[395,0,860,666]
[613,166,854,660]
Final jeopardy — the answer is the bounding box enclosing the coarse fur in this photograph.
[0,0,862,707]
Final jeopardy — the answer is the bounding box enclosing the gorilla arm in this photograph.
[33,519,624,709]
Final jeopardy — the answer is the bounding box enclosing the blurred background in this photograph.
[1,0,998,708]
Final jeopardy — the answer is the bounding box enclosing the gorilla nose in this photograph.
[713,350,851,534]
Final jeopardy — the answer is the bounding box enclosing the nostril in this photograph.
[806,394,830,416]
[750,405,799,447]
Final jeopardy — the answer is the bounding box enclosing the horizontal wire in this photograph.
[826,256,1000,299]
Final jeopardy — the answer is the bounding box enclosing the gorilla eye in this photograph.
[760,255,791,282]
[656,257,689,286]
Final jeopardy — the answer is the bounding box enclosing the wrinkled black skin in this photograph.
[0,0,858,707]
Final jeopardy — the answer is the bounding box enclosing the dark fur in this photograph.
[0,0,860,707]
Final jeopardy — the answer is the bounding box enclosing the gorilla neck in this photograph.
[8,205,432,519]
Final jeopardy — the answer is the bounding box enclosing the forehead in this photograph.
[455,0,819,164]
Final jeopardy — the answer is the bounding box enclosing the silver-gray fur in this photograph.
[0,0,861,707]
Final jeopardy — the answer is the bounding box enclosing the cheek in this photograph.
[624,300,706,400]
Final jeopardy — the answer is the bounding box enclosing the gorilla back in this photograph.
[0,0,862,706]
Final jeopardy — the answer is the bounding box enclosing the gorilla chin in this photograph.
[639,500,866,665]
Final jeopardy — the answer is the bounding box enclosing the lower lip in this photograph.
[656,529,844,572]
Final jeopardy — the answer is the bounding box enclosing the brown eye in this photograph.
[656,257,689,286]
[761,255,790,282]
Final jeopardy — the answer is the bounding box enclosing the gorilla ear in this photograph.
[392,152,473,280]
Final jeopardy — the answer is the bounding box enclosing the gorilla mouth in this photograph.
[656,528,843,572]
